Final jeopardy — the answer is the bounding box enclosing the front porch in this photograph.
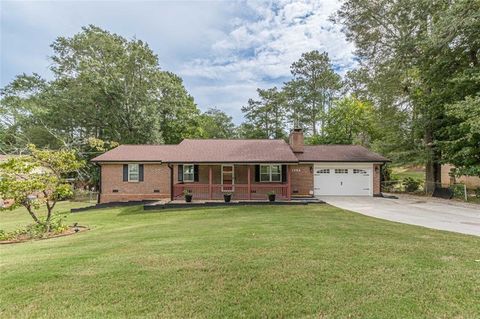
[173,164,291,201]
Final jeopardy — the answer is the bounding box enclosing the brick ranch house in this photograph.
[92,129,389,203]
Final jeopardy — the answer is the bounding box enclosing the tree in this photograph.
[441,95,480,177]
[0,145,84,231]
[1,25,203,148]
[1,25,204,186]
[334,0,480,192]
[286,50,342,135]
[0,74,57,152]
[241,87,286,139]
[320,97,379,145]
[197,108,236,139]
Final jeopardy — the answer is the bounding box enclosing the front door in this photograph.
[222,165,234,192]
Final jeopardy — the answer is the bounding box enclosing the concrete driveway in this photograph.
[319,194,480,236]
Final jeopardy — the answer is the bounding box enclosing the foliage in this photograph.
[334,0,480,191]
[241,87,286,139]
[322,97,379,145]
[1,26,203,185]
[475,187,480,199]
[0,213,69,241]
[381,164,393,182]
[286,50,342,135]
[441,95,480,177]
[402,177,421,193]
[197,108,236,139]
[240,50,342,138]
[0,145,84,230]
[451,184,467,199]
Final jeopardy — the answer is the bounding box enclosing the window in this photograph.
[183,164,194,182]
[334,168,348,174]
[128,164,139,182]
[271,165,281,182]
[260,164,282,182]
[316,169,330,174]
[353,169,367,174]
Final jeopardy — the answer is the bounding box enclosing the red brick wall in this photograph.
[100,163,171,203]
[373,164,381,195]
[289,164,313,196]
[100,163,381,202]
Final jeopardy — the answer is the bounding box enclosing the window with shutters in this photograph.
[128,164,139,182]
[260,164,282,182]
[183,164,194,182]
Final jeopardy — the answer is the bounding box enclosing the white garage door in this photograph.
[314,165,372,196]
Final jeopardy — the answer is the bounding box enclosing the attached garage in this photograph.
[313,164,373,196]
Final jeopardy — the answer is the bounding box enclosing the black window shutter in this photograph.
[123,164,128,181]
[139,164,144,182]
[178,165,183,182]
[194,165,199,182]
[255,165,260,182]
[282,165,287,182]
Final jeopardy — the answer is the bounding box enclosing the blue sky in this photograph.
[1,0,356,123]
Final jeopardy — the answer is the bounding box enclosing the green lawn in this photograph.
[391,166,425,181]
[1,204,479,318]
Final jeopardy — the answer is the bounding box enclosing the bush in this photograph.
[402,177,421,192]
[0,213,69,241]
[450,184,466,199]
[475,187,480,198]
[0,229,8,241]
[381,164,393,181]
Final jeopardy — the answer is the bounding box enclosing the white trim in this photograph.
[128,163,139,182]
[221,164,235,191]
[259,164,282,182]
[183,164,194,182]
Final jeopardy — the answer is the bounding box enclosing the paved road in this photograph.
[319,195,480,236]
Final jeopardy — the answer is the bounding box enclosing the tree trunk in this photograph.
[424,127,442,194]
[25,205,42,225]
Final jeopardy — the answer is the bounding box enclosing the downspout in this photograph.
[96,163,102,204]
[379,163,384,196]
[168,163,174,201]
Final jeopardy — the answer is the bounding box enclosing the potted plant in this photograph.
[223,192,232,203]
[267,191,276,202]
[184,189,193,203]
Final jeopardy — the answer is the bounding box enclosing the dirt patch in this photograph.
[0,225,89,245]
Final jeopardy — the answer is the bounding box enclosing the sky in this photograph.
[0,0,356,123]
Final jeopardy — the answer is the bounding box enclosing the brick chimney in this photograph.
[289,128,304,153]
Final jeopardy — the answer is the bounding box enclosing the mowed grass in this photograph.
[392,166,425,181]
[1,201,93,232]
[1,204,479,318]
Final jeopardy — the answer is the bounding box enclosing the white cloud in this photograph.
[1,0,356,123]
[179,0,356,122]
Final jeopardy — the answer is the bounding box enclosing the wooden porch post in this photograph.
[247,166,252,200]
[209,166,213,200]
[287,165,291,200]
